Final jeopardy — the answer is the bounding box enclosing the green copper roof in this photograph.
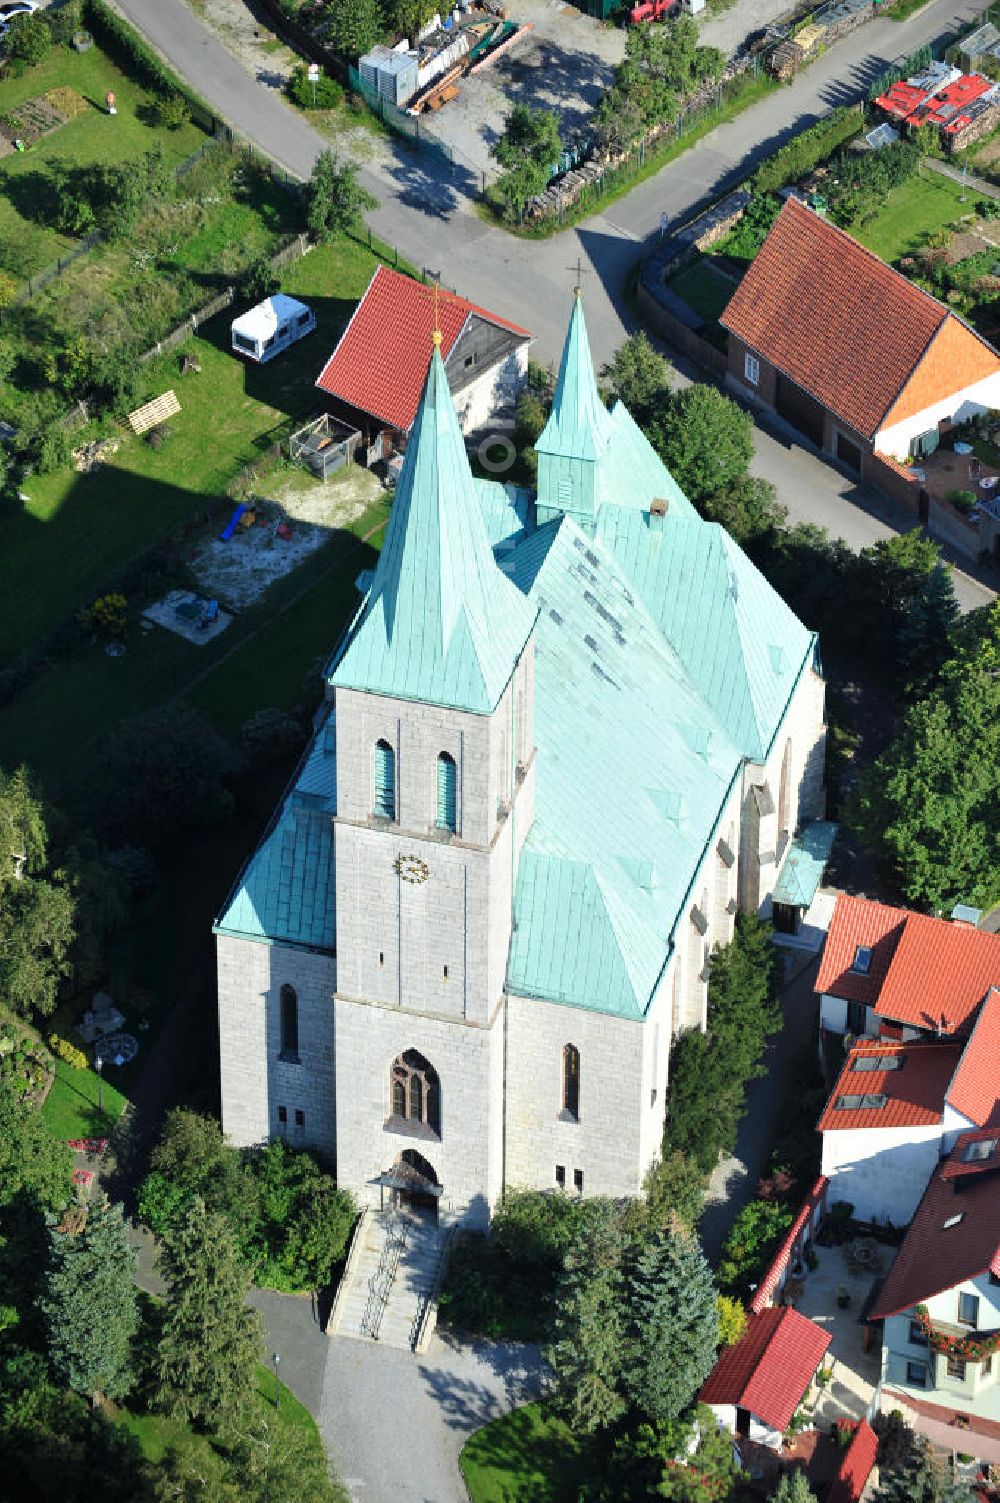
[330,346,537,714]
[215,713,337,951]
[596,505,815,761]
[506,516,744,1017]
[772,820,838,908]
[536,293,614,464]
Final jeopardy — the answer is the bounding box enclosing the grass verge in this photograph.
[41,1057,128,1139]
[460,1402,603,1503]
[484,72,778,239]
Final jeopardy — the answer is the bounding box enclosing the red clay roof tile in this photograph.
[720,199,999,440]
[946,989,1000,1128]
[875,916,1000,1034]
[699,1307,831,1432]
[815,895,910,1007]
[870,1131,1000,1318]
[314,265,530,432]
[826,1420,879,1503]
[817,1037,964,1132]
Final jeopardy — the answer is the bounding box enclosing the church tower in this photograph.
[328,335,538,1226]
[535,290,614,531]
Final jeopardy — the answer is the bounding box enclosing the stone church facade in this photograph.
[216,296,826,1229]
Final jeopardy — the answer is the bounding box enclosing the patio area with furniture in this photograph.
[790,1241,885,1427]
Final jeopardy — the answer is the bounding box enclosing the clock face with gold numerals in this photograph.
[394,854,430,884]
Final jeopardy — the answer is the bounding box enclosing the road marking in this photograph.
[601,219,640,240]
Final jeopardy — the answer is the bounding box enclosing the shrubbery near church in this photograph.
[139,1109,355,1292]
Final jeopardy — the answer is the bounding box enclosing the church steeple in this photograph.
[330,344,537,715]
[535,291,613,530]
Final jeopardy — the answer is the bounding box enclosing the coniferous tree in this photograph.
[546,1203,628,1433]
[624,1220,719,1425]
[772,1470,819,1503]
[40,1196,138,1403]
[871,1437,975,1503]
[154,1197,262,1433]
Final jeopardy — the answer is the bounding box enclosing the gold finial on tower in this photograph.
[432,280,442,348]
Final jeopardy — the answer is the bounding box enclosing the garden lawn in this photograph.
[850,168,973,262]
[120,1367,345,1500]
[0,236,393,662]
[667,256,738,334]
[41,1056,127,1139]
[460,1403,604,1503]
[0,42,204,278]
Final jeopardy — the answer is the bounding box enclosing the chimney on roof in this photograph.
[648,497,668,533]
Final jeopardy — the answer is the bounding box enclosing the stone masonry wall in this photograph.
[216,935,336,1158]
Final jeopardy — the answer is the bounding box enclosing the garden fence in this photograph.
[8,131,231,311]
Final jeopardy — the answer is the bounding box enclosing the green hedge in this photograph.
[82,0,217,130]
[751,105,862,195]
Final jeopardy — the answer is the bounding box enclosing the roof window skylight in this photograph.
[965,1139,998,1163]
[852,1054,902,1073]
[943,1213,965,1229]
[834,1093,888,1111]
[851,945,873,975]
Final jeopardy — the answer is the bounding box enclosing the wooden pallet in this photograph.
[128,389,181,436]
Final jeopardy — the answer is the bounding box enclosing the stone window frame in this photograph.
[387,1049,441,1140]
[279,983,300,1064]
[561,1043,580,1122]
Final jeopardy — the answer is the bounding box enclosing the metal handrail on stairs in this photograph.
[360,1215,407,1340]
[326,1205,371,1335]
[411,1224,457,1355]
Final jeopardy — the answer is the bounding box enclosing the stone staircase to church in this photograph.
[329,1208,452,1352]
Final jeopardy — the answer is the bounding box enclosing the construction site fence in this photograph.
[347,67,470,174]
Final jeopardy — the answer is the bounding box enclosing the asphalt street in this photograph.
[112,0,997,610]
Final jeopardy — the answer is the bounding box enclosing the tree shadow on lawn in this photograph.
[196,291,363,424]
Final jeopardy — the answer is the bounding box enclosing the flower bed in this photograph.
[914,1304,1000,1360]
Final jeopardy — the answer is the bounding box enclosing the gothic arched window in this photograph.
[562,1044,580,1121]
[778,738,792,860]
[374,739,396,820]
[389,1050,441,1136]
[436,752,457,832]
[280,984,299,1061]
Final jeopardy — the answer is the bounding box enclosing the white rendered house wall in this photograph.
[875,370,1000,460]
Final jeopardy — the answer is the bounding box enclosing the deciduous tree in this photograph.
[305,149,377,241]
[601,332,671,427]
[0,766,76,1020]
[326,0,383,59]
[859,602,1000,912]
[40,1196,138,1402]
[648,385,754,504]
[492,104,561,222]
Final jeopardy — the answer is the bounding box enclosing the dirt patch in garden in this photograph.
[190,463,383,610]
[0,88,86,151]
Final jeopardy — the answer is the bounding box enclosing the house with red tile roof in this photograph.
[815,894,1000,1042]
[825,1420,879,1503]
[314,265,532,452]
[700,1306,832,1448]
[869,1129,1000,1460]
[817,1019,1000,1225]
[720,200,1000,486]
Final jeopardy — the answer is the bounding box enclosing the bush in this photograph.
[46,0,83,44]
[0,271,17,309]
[48,1034,87,1070]
[716,1294,747,1347]
[35,425,73,475]
[155,94,190,130]
[81,592,127,639]
[4,13,51,64]
[717,1198,794,1298]
[286,63,344,111]
[945,488,977,515]
[752,106,860,194]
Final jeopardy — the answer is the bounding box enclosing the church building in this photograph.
[214,294,827,1228]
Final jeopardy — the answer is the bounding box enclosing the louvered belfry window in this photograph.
[374,739,395,819]
[436,752,457,832]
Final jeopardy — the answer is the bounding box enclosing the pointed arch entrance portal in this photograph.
[380,1149,442,1218]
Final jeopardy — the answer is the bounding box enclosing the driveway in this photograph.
[246,1283,546,1503]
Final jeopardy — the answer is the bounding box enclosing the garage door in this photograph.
[775,373,826,447]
